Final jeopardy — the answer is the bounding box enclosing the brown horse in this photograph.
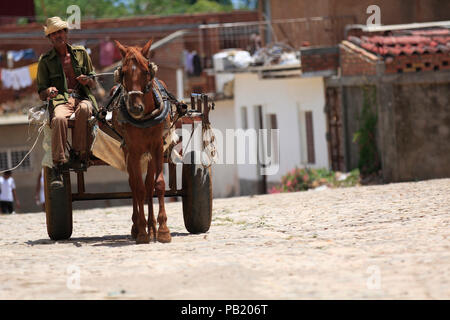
[113,39,171,244]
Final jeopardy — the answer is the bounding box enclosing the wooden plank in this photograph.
[169,163,177,192]
[77,172,85,194]
[72,190,184,201]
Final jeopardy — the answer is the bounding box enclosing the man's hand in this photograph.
[109,85,118,96]
[46,87,58,100]
[76,74,93,87]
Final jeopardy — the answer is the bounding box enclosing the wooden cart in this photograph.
[44,93,214,240]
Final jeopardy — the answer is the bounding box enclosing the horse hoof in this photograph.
[131,225,138,240]
[148,225,157,242]
[157,230,171,243]
[136,233,150,244]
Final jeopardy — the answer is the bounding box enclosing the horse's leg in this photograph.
[145,158,157,242]
[155,143,171,243]
[127,153,150,244]
[124,148,138,239]
[131,197,138,240]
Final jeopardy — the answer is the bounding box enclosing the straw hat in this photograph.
[44,17,68,36]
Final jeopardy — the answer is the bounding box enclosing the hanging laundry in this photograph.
[23,48,37,60]
[9,48,37,62]
[28,62,38,80]
[16,66,32,88]
[7,51,13,68]
[100,41,115,67]
[113,46,121,61]
[1,65,32,90]
[1,68,19,89]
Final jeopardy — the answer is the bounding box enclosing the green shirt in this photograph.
[36,43,98,112]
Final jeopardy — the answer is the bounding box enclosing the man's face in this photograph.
[48,29,67,47]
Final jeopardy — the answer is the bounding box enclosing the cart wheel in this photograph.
[44,166,73,240]
[182,161,212,234]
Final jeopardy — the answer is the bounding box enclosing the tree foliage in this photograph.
[352,86,381,176]
[33,0,253,22]
[34,0,129,22]
[186,0,233,14]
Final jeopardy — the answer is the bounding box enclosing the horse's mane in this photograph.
[123,46,149,71]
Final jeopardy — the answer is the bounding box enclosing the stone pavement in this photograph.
[0,178,448,299]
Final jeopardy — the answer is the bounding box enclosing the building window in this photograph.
[0,148,32,172]
[269,114,278,130]
[297,104,316,165]
[266,113,279,167]
[11,150,31,170]
[305,111,316,164]
[0,152,8,171]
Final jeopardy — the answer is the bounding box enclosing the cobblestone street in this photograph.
[0,178,449,299]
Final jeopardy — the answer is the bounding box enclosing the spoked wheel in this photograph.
[182,160,212,234]
[44,166,73,240]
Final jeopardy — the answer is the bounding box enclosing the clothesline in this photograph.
[0,62,38,90]
[0,48,37,65]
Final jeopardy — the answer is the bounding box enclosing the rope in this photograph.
[201,120,218,169]
[87,72,115,78]
[0,121,46,174]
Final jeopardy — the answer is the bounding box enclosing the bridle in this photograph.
[110,58,173,128]
[115,59,156,106]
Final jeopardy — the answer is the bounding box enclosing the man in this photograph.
[37,16,98,188]
[0,171,20,214]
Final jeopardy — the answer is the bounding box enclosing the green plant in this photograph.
[352,86,381,175]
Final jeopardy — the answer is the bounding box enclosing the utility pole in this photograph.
[261,0,272,44]
[40,0,48,17]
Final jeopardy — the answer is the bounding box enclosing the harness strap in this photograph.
[104,78,181,130]
[117,79,171,129]
[119,97,170,129]
[153,77,188,117]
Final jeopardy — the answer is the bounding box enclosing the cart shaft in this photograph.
[72,190,184,201]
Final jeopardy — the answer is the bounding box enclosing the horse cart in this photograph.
[43,91,215,241]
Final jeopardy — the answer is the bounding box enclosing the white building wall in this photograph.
[234,73,329,183]
[208,99,239,197]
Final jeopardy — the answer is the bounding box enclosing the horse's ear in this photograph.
[114,40,127,58]
[141,39,153,59]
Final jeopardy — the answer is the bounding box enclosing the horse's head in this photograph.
[114,39,156,120]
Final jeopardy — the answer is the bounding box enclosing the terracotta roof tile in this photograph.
[410,29,450,36]
[347,28,450,57]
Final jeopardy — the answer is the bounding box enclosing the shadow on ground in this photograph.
[26,232,190,247]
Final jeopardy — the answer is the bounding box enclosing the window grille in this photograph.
[0,152,8,171]
[0,149,32,172]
